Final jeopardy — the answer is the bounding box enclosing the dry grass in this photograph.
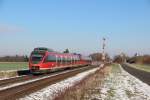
[0,71,18,78]
[54,65,111,100]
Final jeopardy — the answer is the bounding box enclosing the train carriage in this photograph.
[29,47,92,73]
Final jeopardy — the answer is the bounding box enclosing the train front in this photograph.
[29,48,46,73]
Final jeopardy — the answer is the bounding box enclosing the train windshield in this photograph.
[31,55,44,64]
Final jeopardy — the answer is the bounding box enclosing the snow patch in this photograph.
[0,75,27,81]
[93,64,150,100]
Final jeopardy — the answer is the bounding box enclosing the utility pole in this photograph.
[102,38,106,64]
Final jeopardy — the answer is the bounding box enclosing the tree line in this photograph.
[113,54,150,64]
[0,55,29,62]
[127,55,150,64]
[90,53,110,62]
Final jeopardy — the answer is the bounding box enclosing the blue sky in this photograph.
[0,0,150,57]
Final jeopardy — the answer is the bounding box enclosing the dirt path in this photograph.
[122,64,150,85]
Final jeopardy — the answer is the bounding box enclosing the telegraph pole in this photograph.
[102,38,106,64]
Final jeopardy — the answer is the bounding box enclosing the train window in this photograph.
[68,57,71,62]
[62,57,66,63]
[57,57,61,62]
[31,55,43,64]
[67,57,69,62]
[65,57,68,63]
[66,57,69,62]
[46,55,56,62]
[77,56,80,61]
[60,56,63,64]
[75,56,78,61]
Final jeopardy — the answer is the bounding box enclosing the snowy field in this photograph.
[90,64,150,100]
[19,64,150,100]
[19,67,100,100]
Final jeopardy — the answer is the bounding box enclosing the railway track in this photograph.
[0,65,97,100]
[0,69,69,88]
[0,75,34,88]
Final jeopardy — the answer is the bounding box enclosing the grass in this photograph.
[107,88,115,97]
[0,62,28,71]
[111,63,121,74]
[131,64,150,72]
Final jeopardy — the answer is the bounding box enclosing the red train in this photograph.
[29,47,92,73]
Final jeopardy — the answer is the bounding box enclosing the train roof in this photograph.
[34,47,54,52]
[33,47,89,58]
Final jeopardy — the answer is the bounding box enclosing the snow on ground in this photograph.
[0,77,12,80]
[90,64,150,100]
[19,67,100,100]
